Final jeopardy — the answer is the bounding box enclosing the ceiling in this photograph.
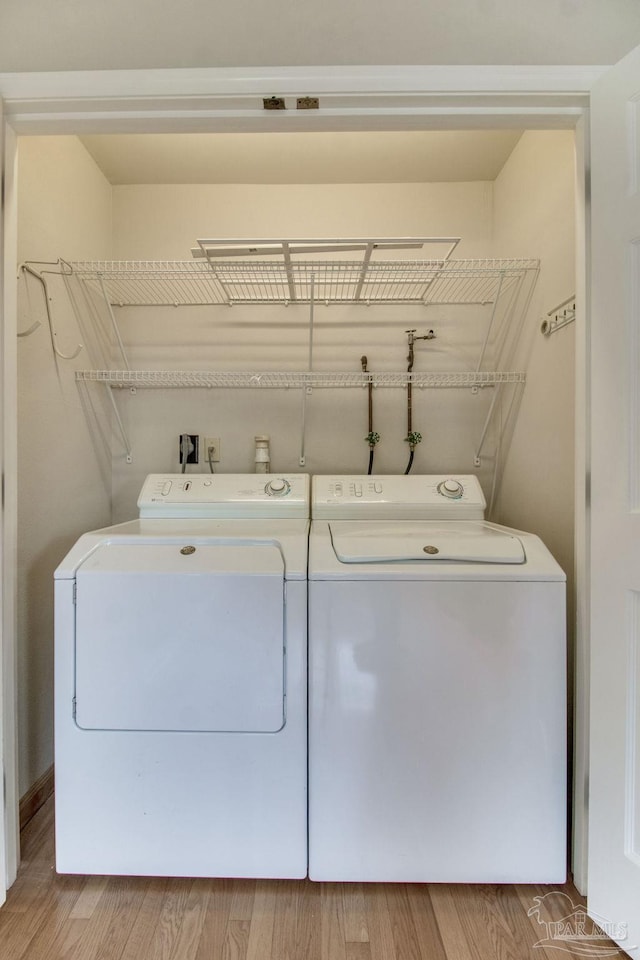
[80,131,524,185]
[2,0,640,71]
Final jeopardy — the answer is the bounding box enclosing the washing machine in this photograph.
[308,474,566,883]
[55,473,309,878]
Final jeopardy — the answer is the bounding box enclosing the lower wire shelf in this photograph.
[77,368,526,468]
[75,370,526,389]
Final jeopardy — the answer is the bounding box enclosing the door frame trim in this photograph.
[0,63,596,894]
[0,65,601,134]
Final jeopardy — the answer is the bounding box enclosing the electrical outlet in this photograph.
[178,434,199,465]
[203,437,221,463]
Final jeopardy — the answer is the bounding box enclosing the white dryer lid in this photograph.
[74,540,285,733]
[329,521,526,564]
[54,519,310,581]
[75,540,284,577]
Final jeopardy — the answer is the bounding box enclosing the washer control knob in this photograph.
[265,477,291,497]
[438,478,464,500]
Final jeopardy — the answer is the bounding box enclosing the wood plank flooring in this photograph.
[0,797,623,960]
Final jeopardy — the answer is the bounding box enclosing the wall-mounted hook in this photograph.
[17,264,43,337]
[541,295,576,336]
[20,263,83,360]
[17,317,42,339]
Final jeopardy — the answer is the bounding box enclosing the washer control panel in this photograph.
[138,474,309,518]
[312,475,486,520]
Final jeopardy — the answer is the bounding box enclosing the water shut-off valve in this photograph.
[405,430,423,452]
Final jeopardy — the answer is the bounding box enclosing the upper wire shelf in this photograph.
[66,257,540,307]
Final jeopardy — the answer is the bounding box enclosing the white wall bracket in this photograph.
[107,387,133,463]
[541,294,576,336]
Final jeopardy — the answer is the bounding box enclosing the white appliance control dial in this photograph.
[437,478,464,499]
[265,477,291,497]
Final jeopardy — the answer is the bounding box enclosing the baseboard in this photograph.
[19,764,54,831]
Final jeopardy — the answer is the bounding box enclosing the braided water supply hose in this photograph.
[361,355,380,474]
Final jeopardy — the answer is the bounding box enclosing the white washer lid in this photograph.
[329,521,526,564]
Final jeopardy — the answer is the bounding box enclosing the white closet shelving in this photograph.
[68,246,538,386]
[24,241,539,464]
[68,256,535,308]
[75,370,527,389]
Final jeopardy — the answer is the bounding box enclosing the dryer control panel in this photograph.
[312,475,486,520]
[138,474,309,518]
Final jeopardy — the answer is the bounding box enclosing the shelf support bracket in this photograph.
[106,386,133,463]
[354,242,374,302]
[474,385,501,466]
[282,242,297,303]
[98,276,130,371]
[299,274,315,466]
[473,374,525,468]
[474,270,505,376]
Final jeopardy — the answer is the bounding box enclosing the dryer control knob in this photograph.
[438,478,464,499]
[265,477,291,497]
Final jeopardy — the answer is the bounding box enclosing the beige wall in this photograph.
[109,181,498,520]
[16,137,113,795]
[491,129,576,792]
[492,130,576,576]
[112,183,492,260]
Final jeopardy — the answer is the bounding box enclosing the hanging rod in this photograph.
[541,295,576,336]
[75,370,526,389]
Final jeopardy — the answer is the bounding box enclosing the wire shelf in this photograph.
[76,370,526,389]
[68,258,539,307]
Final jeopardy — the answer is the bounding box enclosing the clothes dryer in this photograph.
[55,473,309,878]
[308,474,566,883]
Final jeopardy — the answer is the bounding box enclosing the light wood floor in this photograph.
[0,798,621,960]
